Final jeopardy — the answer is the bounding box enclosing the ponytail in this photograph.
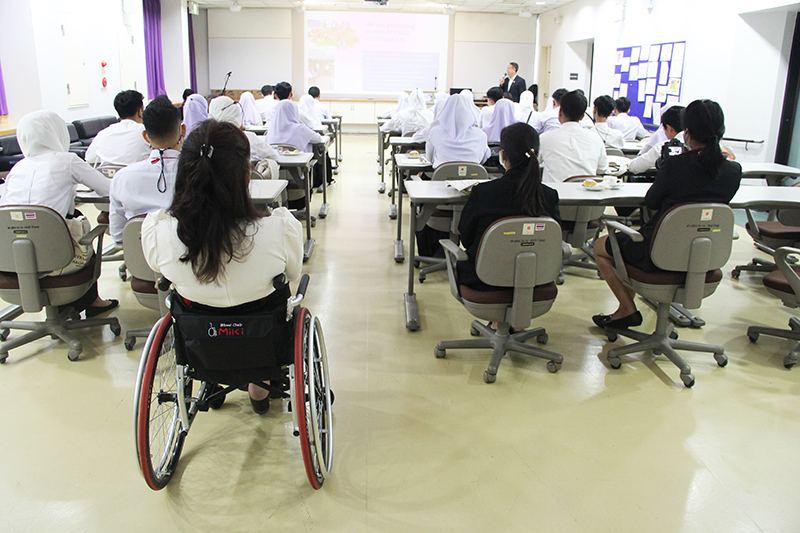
[500,122,545,216]
[684,100,725,179]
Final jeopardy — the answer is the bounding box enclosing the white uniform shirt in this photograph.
[479,105,494,129]
[627,131,685,175]
[108,148,179,243]
[539,122,608,183]
[254,96,276,123]
[538,108,561,134]
[607,113,648,140]
[245,131,279,162]
[142,207,303,307]
[314,99,332,120]
[592,122,625,150]
[0,152,110,217]
[85,119,151,166]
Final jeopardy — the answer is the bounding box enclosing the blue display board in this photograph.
[613,41,685,127]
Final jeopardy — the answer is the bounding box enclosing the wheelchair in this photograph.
[132,274,333,491]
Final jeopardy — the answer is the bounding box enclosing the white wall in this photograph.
[161,0,191,101]
[193,9,210,95]
[0,0,43,122]
[538,0,799,162]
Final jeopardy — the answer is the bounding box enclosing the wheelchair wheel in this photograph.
[134,314,190,490]
[293,308,333,490]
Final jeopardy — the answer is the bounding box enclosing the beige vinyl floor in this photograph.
[1,134,799,532]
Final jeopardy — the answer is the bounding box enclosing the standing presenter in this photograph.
[499,62,526,103]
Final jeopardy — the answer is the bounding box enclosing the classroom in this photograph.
[0,0,799,531]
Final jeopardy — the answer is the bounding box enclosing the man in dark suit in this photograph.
[499,62,526,103]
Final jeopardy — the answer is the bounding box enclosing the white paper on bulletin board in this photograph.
[648,45,660,62]
[613,90,620,99]
[616,51,624,65]
[645,78,657,95]
[660,44,673,62]
[637,82,646,102]
[647,61,658,78]
[619,83,628,98]
[643,95,654,119]
[667,78,681,95]
[614,74,622,88]
[659,62,669,85]
[621,57,630,73]
[640,45,649,64]
[629,64,639,80]
[652,102,662,123]
[670,61,683,78]
[673,42,686,61]
[666,95,680,106]
[655,86,668,103]
[631,47,641,63]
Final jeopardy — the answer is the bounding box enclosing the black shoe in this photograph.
[250,395,270,415]
[85,299,119,318]
[604,311,643,330]
[592,313,614,328]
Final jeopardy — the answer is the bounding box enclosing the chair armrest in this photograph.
[605,220,644,241]
[440,239,467,262]
[775,247,800,301]
[78,224,107,246]
[605,221,642,287]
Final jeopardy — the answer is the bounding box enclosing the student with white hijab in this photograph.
[208,96,278,163]
[411,93,449,142]
[482,98,518,143]
[0,110,118,314]
[517,90,539,126]
[425,94,491,169]
[379,88,433,136]
[298,94,324,131]
[459,90,481,126]
[378,92,410,119]
[267,99,323,153]
[238,91,264,127]
[182,93,208,135]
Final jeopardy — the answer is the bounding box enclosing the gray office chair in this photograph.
[603,203,735,387]
[121,217,168,351]
[731,208,800,279]
[561,176,606,278]
[435,216,564,383]
[746,246,800,369]
[416,162,488,282]
[606,147,625,157]
[0,205,121,362]
[92,162,127,279]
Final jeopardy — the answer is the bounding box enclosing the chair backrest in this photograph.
[650,203,734,308]
[606,147,625,157]
[431,162,488,181]
[777,209,800,227]
[0,135,21,157]
[66,123,81,144]
[122,217,155,282]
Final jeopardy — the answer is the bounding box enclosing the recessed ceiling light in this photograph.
[230,2,242,12]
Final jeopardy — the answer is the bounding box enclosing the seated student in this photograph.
[141,120,303,414]
[479,87,504,129]
[425,93,491,169]
[539,90,608,183]
[627,105,685,175]
[274,81,293,101]
[238,91,263,127]
[482,98,518,143]
[308,86,332,121]
[254,85,277,124]
[208,96,279,163]
[86,90,151,166]
[109,96,183,244]
[537,88,568,135]
[411,93,449,143]
[458,122,560,293]
[182,93,208,136]
[592,99,742,329]
[378,92,410,119]
[267,100,323,153]
[607,96,648,140]
[379,88,432,136]
[591,95,625,150]
[299,94,324,131]
[180,89,194,118]
[527,84,539,110]
[0,110,117,315]
[517,90,539,126]
[459,89,482,126]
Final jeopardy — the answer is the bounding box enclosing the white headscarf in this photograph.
[266,100,320,152]
[298,94,323,130]
[482,99,518,143]
[17,110,69,157]
[378,92,410,119]
[459,90,481,125]
[518,91,535,118]
[379,88,432,135]
[239,92,263,127]
[426,94,489,168]
[208,96,243,127]
[182,94,208,135]
[411,93,449,142]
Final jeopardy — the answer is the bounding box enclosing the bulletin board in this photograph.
[612,41,685,127]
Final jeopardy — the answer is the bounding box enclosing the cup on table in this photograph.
[603,175,621,189]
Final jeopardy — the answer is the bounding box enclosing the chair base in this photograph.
[0,306,120,363]
[124,327,153,351]
[605,303,726,387]
[731,257,776,279]
[435,320,563,383]
[416,255,446,282]
[747,316,800,369]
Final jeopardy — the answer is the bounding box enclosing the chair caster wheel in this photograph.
[0,354,6,364]
[434,347,446,358]
[537,333,548,345]
[669,331,679,340]
[124,337,136,351]
[731,269,740,279]
[681,373,695,388]
[419,275,426,283]
[783,356,796,369]
[470,326,480,337]
[208,384,225,409]
[110,323,121,336]
[483,371,496,383]
[748,333,759,343]
[608,357,621,369]
[556,275,565,285]
[0,329,7,342]
[606,332,618,342]
[653,349,662,355]
[67,349,81,361]
[546,361,560,373]
[714,353,728,367]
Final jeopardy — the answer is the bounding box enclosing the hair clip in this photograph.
[200,144,214,158]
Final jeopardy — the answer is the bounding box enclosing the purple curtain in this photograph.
[0,57,8,116]
[143,0,167,99]
[187,8,197,92]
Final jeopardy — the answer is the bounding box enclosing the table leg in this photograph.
[389,147,398,219]
[336,118,342,163]
[301,165,314,261]
[394,169,405,263]
[319,148,329,219]
[404,198,419,331]
[378,129,386,193]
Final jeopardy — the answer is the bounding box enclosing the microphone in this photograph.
[222,71,232,95]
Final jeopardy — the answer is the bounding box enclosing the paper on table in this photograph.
[659,62,669,85]
[655,86,668,103]
[667,78,681,95]
[629,64,639,80]
[644,95,654,119]
[660,43,673,62]
[673,42,686,61]
[446,179,488,192]
[631,47,641,63]
[649,45,661,62]
[647,61,659,78]
[670,61,683,78]
[645,78,657,95]
[614,73,622,88]
[621,57,630,73]
[620,83,628,98]
[637,82,646,102]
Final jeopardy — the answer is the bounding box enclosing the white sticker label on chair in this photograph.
[701,209,713,221]
[10,212,22,221]
[458,165,467,176]
[523,223,535,235]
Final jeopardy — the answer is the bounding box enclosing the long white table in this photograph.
[275,152,317,261]
[387,137,426,219]
[393,153,434,264]
[738,162,800,185]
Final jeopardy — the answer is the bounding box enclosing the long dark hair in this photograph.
[683,99,726,179]
[170,119,259,284]
[500,122,544,216]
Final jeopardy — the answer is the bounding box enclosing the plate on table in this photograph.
[278,148,302,156]
[581,179,604,191]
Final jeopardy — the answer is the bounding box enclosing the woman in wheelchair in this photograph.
[141,119,303,413]
[592,99,742,330]
[458,122,561,293]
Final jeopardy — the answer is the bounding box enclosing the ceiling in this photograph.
[193,0,579,15]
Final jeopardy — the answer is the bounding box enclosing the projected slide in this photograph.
[304,11,449,94]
